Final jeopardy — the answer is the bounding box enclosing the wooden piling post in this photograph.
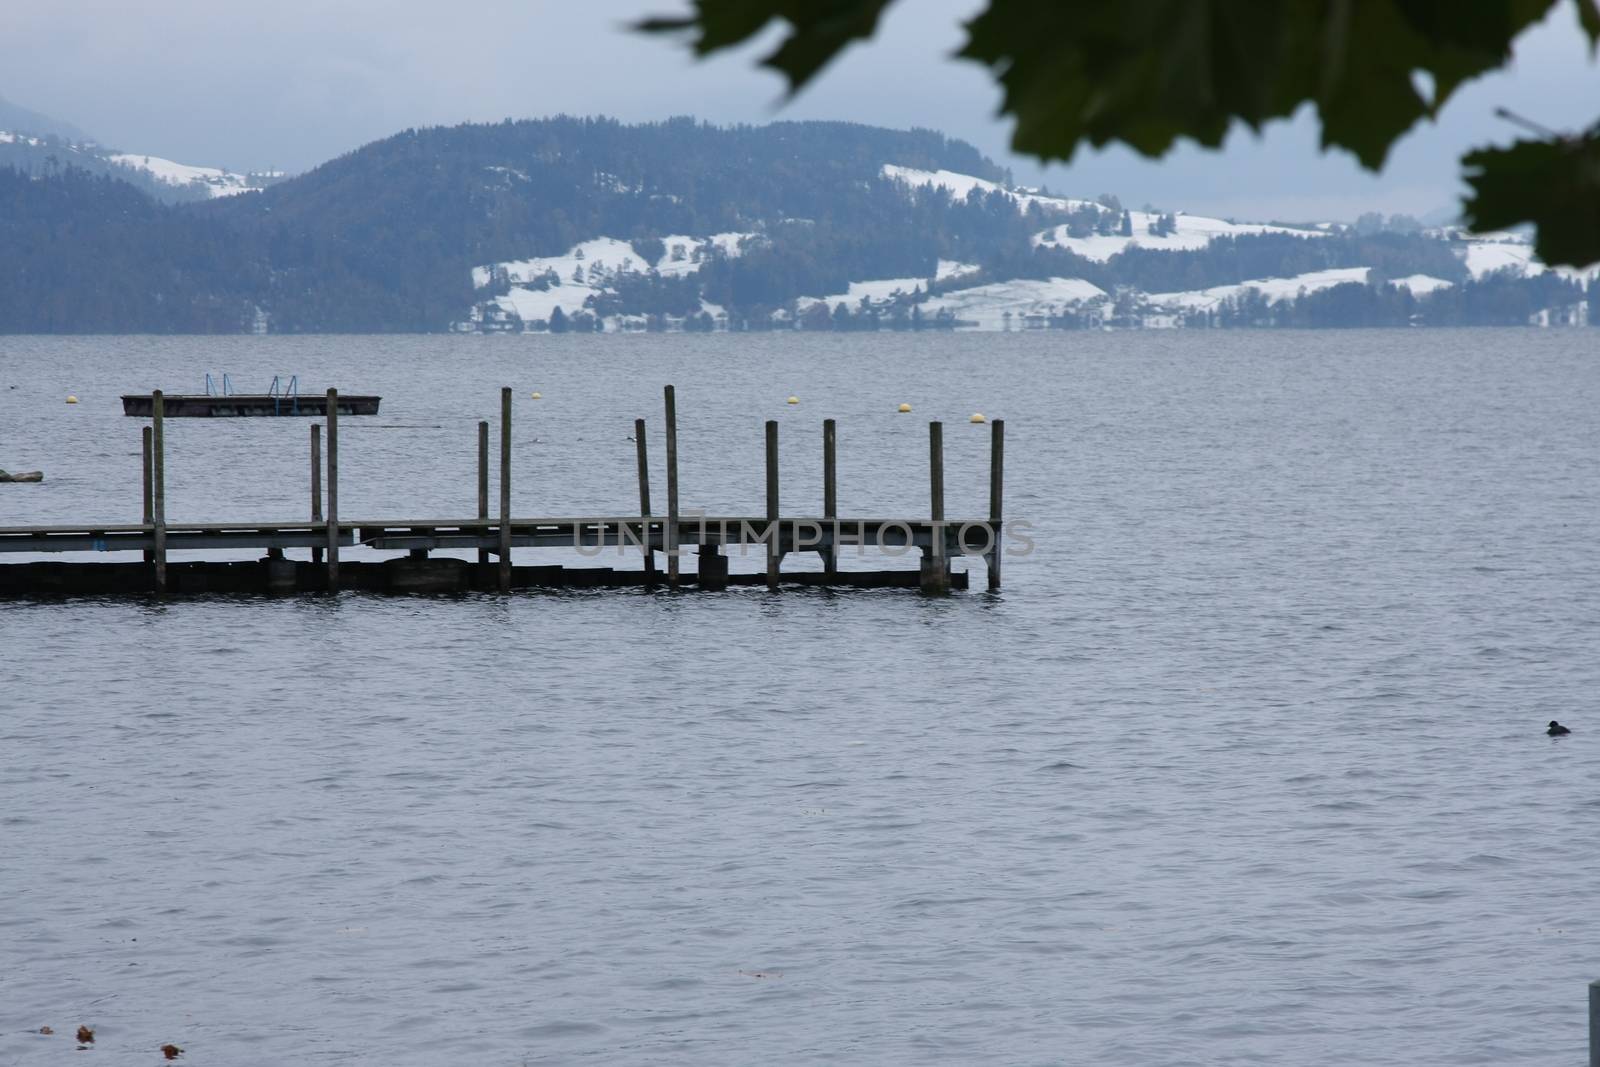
[664,385,680,589]
[477,420,489,566]
[1590,979,1600,1067]
[152,391,166,595]
[988,418,1005,591]
[326,389,339,592]
[141,426,154,564]
[499,387,512,593]
[765,419,780,591]
[635,418,657,581]
[921,419,950,595]
[311,424,323,565]
[822,418,837,577]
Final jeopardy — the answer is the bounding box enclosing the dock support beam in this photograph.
[311,424,323,565]
[477,420,489,566]
[152,391,167,595]
[325,389,339,592]
[822,418,837,577]
[499,388,511,593]
[141,426,154,564]
[988,418,1004,592]
[635,418,657,583]
[665,385,680,589]
[921,419,950,596]
[765,419,781,591]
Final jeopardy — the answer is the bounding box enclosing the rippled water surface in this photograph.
[2,331,1598,1065]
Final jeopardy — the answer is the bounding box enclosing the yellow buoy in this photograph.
[530,392,542,399]
[65,395,79,404]
[970,412,986,423]
[786,396,799,405]
[897,403,912,413]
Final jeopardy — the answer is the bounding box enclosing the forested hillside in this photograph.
[0,116,1591,334]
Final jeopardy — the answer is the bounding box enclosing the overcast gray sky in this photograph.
[2,0,1595,221]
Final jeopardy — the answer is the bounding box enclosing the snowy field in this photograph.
[108,153,260,198]
[1033,212,1325,262]
[920,277,1106,330]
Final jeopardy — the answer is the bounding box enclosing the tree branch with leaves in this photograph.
[640,0,1600,267]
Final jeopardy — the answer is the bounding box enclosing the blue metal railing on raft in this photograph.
[267,374,299,415]
[204,373,237,397]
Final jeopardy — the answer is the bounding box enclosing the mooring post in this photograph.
[311,423,323,565]
[152,391,167,595]
[988,418,1005,591]
[921,419,950,595]
[477,420,489,566]
[822,418,838,577]
[765,419,781,591]
[634,418,657,582]
[326,389,339,592]
[141,426,154,564]
[664,385,680,589]
[1590,980,1600,1067]
[499,387,512,593]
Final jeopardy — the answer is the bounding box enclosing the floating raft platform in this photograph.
[7,386,1006,599]
[121,393,380,417]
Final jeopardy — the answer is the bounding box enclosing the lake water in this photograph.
[2,330,1597,1065]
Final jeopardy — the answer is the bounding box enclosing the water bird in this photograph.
[1548,721,1571,736]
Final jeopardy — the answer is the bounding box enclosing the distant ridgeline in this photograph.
[0,116,1593,334]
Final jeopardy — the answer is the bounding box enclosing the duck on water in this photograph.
[1547,721,1571,736]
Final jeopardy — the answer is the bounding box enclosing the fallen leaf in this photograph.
[161,1044,184,1060]
[76,1025,94,1044]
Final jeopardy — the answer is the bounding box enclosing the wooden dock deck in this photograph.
[3,386,1006,598]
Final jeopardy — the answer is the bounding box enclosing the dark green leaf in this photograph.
[1577,0,1600,46]
[643,0,1561,167]
[959,0,1558,169]
[637,0,895,93]
[1462,132,1600,268]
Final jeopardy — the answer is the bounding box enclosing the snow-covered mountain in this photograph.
[5,116,1590,334]
[0,127,283,203]
[460,158,1580,334]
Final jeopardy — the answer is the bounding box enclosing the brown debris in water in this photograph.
[39,1026,54,1035]
[76,1025,95,1044]
[161,1044,184,1060]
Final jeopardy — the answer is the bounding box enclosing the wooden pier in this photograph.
[2,387,1006,598]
